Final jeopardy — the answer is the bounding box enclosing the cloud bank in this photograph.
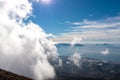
[0,0,59,80]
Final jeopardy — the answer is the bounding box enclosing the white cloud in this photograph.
[71,36,82,46]
[52,15,120,43]
[68,53,81,67]
[101,48,110,55]
[0,0,59,80]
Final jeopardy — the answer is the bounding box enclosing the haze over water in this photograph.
[56,43,120,62]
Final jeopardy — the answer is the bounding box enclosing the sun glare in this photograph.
[41,0,51,4]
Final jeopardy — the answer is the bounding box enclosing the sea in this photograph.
[56,43,120,62]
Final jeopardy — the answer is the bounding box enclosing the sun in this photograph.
[41,0,52,4]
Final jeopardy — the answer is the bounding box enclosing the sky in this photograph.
[30,0,120,43]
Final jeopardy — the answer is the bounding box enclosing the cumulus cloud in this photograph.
[71,36,82,46]
[68,53,81,67]
[101,48,110,55]
[0,0,59,80]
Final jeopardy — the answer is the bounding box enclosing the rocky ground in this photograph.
[0,69,32,80]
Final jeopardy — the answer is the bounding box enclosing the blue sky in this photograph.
[30,0,120,43]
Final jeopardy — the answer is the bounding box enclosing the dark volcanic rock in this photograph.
[0,69,32,80]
